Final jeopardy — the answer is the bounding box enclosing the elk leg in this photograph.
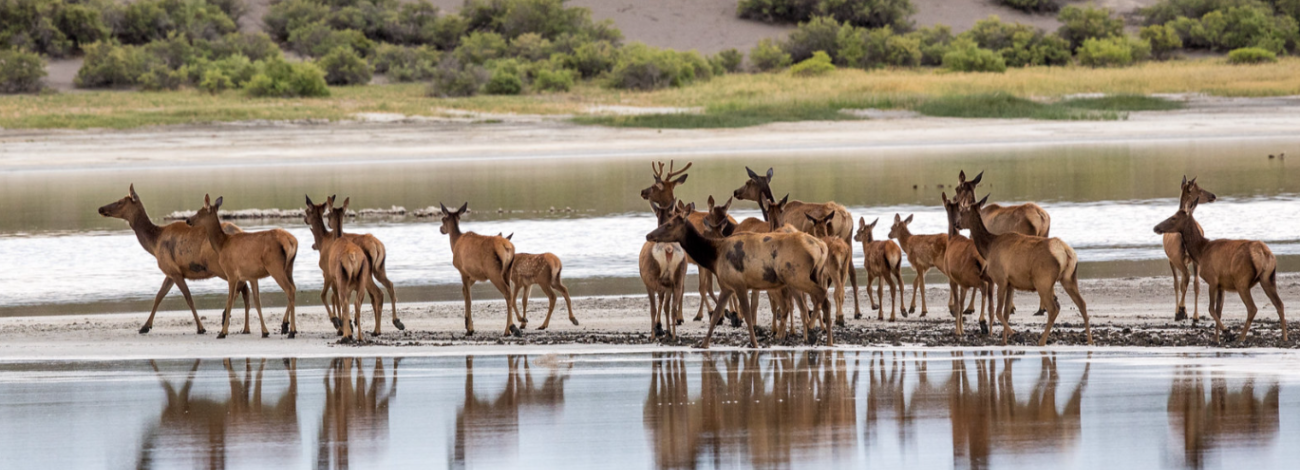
[834,268,847,326]
[700,289,736,349]
[875,274,885,320]
[848,258,861,318]
[965,287,977,315]
[240,279,255,335]
[734,288,759,348]
[537,284,559,330]
[1190,262,1200,322]
[1171,261,1188,321]
[673,267,686,325]
[518,284,532,327]
[891,267,904,322]
[353,279,366,343]
[270,268,298,339]
[866,271,879,311]
[918,268,928,317]
[250,280,269,338]
[218,280,239,339]
[1235,286,1260,343]
[172,278,206,335]
[334,277,354,342]
[648,291,661,340]
[816,289,834,347]
[141,277,175,334]
[489,275,519,337]
[1062,275,1091,345]
[461,276,475,336]
[554,281,577,326]
[1207,286,1225,342]
[997,282,1013,346]
[372,266,402,330]
[320,282,337,330]
[694,268,714,322]
[365,277,383,336]
[952,282,964,336]
[908,268,920,315]
[1260,276,1287,343]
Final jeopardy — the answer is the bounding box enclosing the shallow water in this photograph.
[2,138,1299,312]
[0,350,1297,469]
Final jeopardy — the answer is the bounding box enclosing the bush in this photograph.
[317,47,372,85]
[909,25,953,66]
[607,43,710,90]
[430,13,469,50]
[709,48,744,74]
[558,39,619,78]
[737,0,916,30]
[750,37,793,71]
[999,0,1060,13]
[208,32,282,61]
[288,22,375,58]
[117,0,238,45]
[1139,0,1266,26]
[191,54,258,92]
[55,3,112,52]
[961,16,1069,67]
[509,32,554,61]
[1227,45,1278,62]
[427,57,489,97]
[74,42,149,88]
[244,58,330,98]
[789,50,835,76]
[0,49,46,94]
[138,64,185,91]
[1076,35,1151,67]
[883,34,922,66]
[1057,5,1125,49]
[531,62,575,91]
[263,0,331,42]
[484,63,524,94]
[1140,24,1183,59]
[373,43,440,81]
[942,39,1007,72]
[784,15,842,62]
[453,30,509,64]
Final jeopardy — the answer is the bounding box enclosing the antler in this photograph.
[650,161,666,179]
[665,160,692,179]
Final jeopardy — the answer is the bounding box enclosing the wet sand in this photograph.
[1,273,1295,360]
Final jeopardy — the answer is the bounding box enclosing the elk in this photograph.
[941,193,992,336]
[439,202,520,336]
[1153,195,1285,343]
[647,208,831,348]
[853,217,904,322]
[510,251,579,331]
[326,197,375,342]
[889,213,948,317]
[953,170,1052,316]
[733,167,861,322]
[955,194,1090,346]
[98,184,251,335]
[1165,176,1218,322]
[304,195,390,335]
[807,211,851,326]
[187,195,299,339]
[641,201,688,339]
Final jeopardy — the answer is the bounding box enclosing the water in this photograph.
[3,138,1299,313]
[0,350,1297,469]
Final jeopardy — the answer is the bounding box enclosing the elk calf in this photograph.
[511,252,579,330]
[439,203,520,337]
[854,218,904,321]
[187,195,299,338]
[807,212,851,326]
[889,214,948,317]
[956,195,1090,346]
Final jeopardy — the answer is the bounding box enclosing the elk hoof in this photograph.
[979,320,989,335]
[262,332,270,338]
[888,317,897,323]
[854,313,862,320]
[574,318,582,326]
[519,319,528,328]
[963,308,974,315]
[241,329,251,335]
[654,323,666,338]
[465,330,475,336]
[138,326,152,334]
[336,329,343,336]
[674,319,682,326]
[537,325,548,331]
[393,319,406,331]
[835,318,846,328]
[1033,309,1046,317]
[727,311,743,328]
[339,336,354,345]
[217,333,227,339]
[908,306,915,314]
[288,331,297,339]
[919,311,927,318]
[509,325,522,337]
[196,328,205,335]
[1175,308,1187,322]
[280,322,290,334]
[871,304,880,311]
[901,310,909,318]
[330,317,343,329]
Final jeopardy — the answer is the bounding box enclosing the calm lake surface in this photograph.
[1,349,1297,469]
[3,137,1299,314]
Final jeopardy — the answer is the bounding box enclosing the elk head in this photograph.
[640,160,692,206]
[733,166,775,203]
[953,170,984,205]
[953,194,989,232]
[1180,176,1217,213]
[304,195,330,250]
[98,184,144,219]
[761,193,789,229]
[805,211,836,237]
[439,202,469,235]
[1155,198,1198,235]
[888,213,915,239]
[941,192,961,232]
[649,200,678,225]
[185,194,223,231]
[854,217,879,243]
[646,209,690,244]
[327,197,351,239]
[701,195,735,237]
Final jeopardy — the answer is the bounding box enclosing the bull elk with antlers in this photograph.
[733,167,861,323]
[325,197,374,342]
[955,194,1090,346]
[889,213,948,317]
[187,195,300,339]
[1154,180,1286,343]
[98,185,250,335]
[853,218,904,321]
[439,202,521,337]
[1165,176,1218,322]
[641,201,689,339]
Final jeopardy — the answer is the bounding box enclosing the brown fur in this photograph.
[954,170,1051,316]
[854,217,905,322]
[640,240,687,340]
[187,195,300,339]
[510,252,578,330]
[648,210,830,348]
[1163,176,1218,322]
[304,196,399,336]
[808,212,851,326]
[1154,195,1285,343]
[889,213,949,317]
[941,193,992,336]
[732,167,862,319]
[325,198,375,343]
[98,185,252,335]
[956,195,1091,346]
[439,202,520,336]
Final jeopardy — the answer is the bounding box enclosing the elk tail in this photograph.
[1038,206,1052,238]
[497,243,515,286]
[1049,239,1078,284]
[1252,243,1277,285]
[281,236,298,276]
[550,256,564,286]
[367,240,386,272]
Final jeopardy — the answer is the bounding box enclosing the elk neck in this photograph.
[307,213,330,249]
[1177,214,1209,264]
[200,217,231,254]
[446,219,464,250]
[677,221,721,272]
[894,224,913,248]
[127,206,163,253]
[965,210,996,260]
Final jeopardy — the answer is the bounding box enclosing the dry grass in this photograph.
[1,58,1297,129]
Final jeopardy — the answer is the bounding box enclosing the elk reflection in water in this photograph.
[316,357,400,470]
[453,355,572,466]
[1167,361,1280,469]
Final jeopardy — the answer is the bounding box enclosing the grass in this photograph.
[0,58,1291,130]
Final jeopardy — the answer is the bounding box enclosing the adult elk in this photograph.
[639,160,734,323]
[326,197,375,342]
[304,196,401,335]
[439,202,521,337]
[955,194,1091,346]
[510,251,579,331]
[1165,176,1218,322]
[641,201,688,339]
[187,195,300,338]
[1154,190,1285,343]
[733,167,861,322]
[853,218,904,321]
[889,213,948,317]
[954,170,1052,316]
[98,184,250,334]
[647,209,831,348]
[941,193,992,336]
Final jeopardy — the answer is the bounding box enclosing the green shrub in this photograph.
[209,32,282,61]
[1140,24,1183,58]
[55,3,112,52]
[198,68,234,93]
[484,64,523,94]
[138,64,185,91]
[1076,35,1152,67]
[427,57,489,97]
[509,32,554,60]
[317,47,372,85]
[1057,5,1125,49]
[74,42,149,88]
[210,0,248,22]
[116,0,238,45]
[750,38,793,71]
[430,13,469,50]
[909,25,953,66]
[141,33,199,70]
[789,50,835,76]
[737,0,916,30]
[1227,45,1278,62]
[454,30,509,64]
[1139,0,1266,26]
[883,34,922,66]
[999,0,1059,13]
[288,22,375,58]
[558,39,619,78]
[607,43,710,90]
[263,0,331,42]
[709,48,744,74]
[942,39,1007,72]
[244,58,330,98]
[189,53,258,89]
[0,49,46,94]
[960,16,1069,67]
[784,15,842,62]
[532,62,575,91]
[373,43,441,81]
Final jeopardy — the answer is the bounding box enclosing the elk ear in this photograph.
[746,166,760,180]
[941,192,949,204]
[650,201,662,211]
[1182,175,1188,186]
[439,203,450,215]
[765,168,774,180]
[129,184,139,202]
[904,214,913,225]
[779,194,788,206]
[457,202,468,215]
[971,171,983,186]
[805,213,817,223]
[894,213,901,224]
[958,171,966,183]
[305,195,313,207]
[686,202,696,213]
[203,194,212,209]
[858,216,866,228]
[870,217,878,228]
[506,233,513,240]
[342,197,350,211]
[212,196,223,210]
[672,173,688,184]
[723,196,733,211]
[976,194,989,207]
[707,195,716,209]
[822,212,835,224]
